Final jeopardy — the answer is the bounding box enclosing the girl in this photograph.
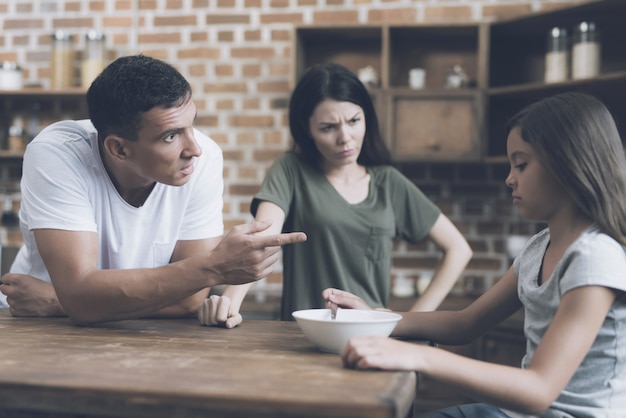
[325,92,626,417]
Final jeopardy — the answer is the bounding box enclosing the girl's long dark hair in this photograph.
[507,92,626,245]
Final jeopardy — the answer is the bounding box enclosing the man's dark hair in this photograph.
[86,54,192,142]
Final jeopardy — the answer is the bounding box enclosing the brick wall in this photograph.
[0,0,577,295]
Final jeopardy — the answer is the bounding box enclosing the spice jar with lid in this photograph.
[0,61,24,90]
[544,27,569,83]
[8,116,25,153]
[572,21,600,80]
[445,65,469,89]
[81,31,107,90]
[50,30,75,89]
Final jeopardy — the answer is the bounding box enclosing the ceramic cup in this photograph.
[408,68,426,89]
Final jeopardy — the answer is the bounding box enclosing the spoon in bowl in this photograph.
[328,289,338,320]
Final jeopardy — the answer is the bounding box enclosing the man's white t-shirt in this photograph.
[0,119,224,307]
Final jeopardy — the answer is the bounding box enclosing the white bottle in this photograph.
[544,27,569,83]
[81,31,107,90]
[572,21,600,80]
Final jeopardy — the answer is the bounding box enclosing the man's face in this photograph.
[122,99,201,187]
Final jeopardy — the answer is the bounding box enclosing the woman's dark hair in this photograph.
[506,92,626,245]
[87,54,192,142]
[288,63,392,166]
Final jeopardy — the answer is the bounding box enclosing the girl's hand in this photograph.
[322,288,372,310]
[198,295,243,329]
[341,336,424,371]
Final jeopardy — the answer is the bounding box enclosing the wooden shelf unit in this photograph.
[0,89,88,186]
[486,0,626,158]
[292,0,626,162]
[292,23,485,162]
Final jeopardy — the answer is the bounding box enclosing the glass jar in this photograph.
[8,116,25,153]
[544,27,569,83]
[50,30,75,89]
[445,65,468,89]
[81,31,106,90]
[572,21,600,80]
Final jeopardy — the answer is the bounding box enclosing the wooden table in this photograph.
[0,309,416,418]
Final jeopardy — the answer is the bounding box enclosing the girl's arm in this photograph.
[410,213,472,312]
[343,282,617,414]
[395,265,521,344]
[327,265,521,344]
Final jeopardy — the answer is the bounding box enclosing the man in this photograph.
[0,55,306,325]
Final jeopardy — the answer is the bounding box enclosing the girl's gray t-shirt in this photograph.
[503,226,626,418]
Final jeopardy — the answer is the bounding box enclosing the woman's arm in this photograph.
[410,213,472,311]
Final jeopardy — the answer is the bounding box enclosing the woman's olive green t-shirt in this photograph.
[251,153,440,321]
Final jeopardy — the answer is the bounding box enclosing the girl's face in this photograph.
[308,99,366,169]
[505,127,568,222]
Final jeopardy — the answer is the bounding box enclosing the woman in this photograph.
[199,63,471,326]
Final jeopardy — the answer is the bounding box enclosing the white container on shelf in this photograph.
[50,30,75,89]
[0,61,23,90]
[81,30,107,90]
[544,27,569,83]
[392,272,415,298]
[416,271,433,295]
[572,21,600,80]
[408,68,426,89]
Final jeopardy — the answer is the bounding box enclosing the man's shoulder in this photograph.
[25,120,96,165]
[30,119,95,147]
[38,119,94,134]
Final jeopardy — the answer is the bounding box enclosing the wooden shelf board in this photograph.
[488,71,626,96]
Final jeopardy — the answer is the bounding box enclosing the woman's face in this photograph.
[308,99,366,169]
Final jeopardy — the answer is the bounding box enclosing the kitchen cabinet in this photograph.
[292,24,485,162]
[0,88,87,263]
[485,0,626,161]
[292,0,626,162]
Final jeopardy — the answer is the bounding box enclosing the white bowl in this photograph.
[292,309,402,354]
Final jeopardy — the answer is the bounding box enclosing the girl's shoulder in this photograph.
[563,226,626,291]
[572,226,626,261]
[521,226,624,260]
